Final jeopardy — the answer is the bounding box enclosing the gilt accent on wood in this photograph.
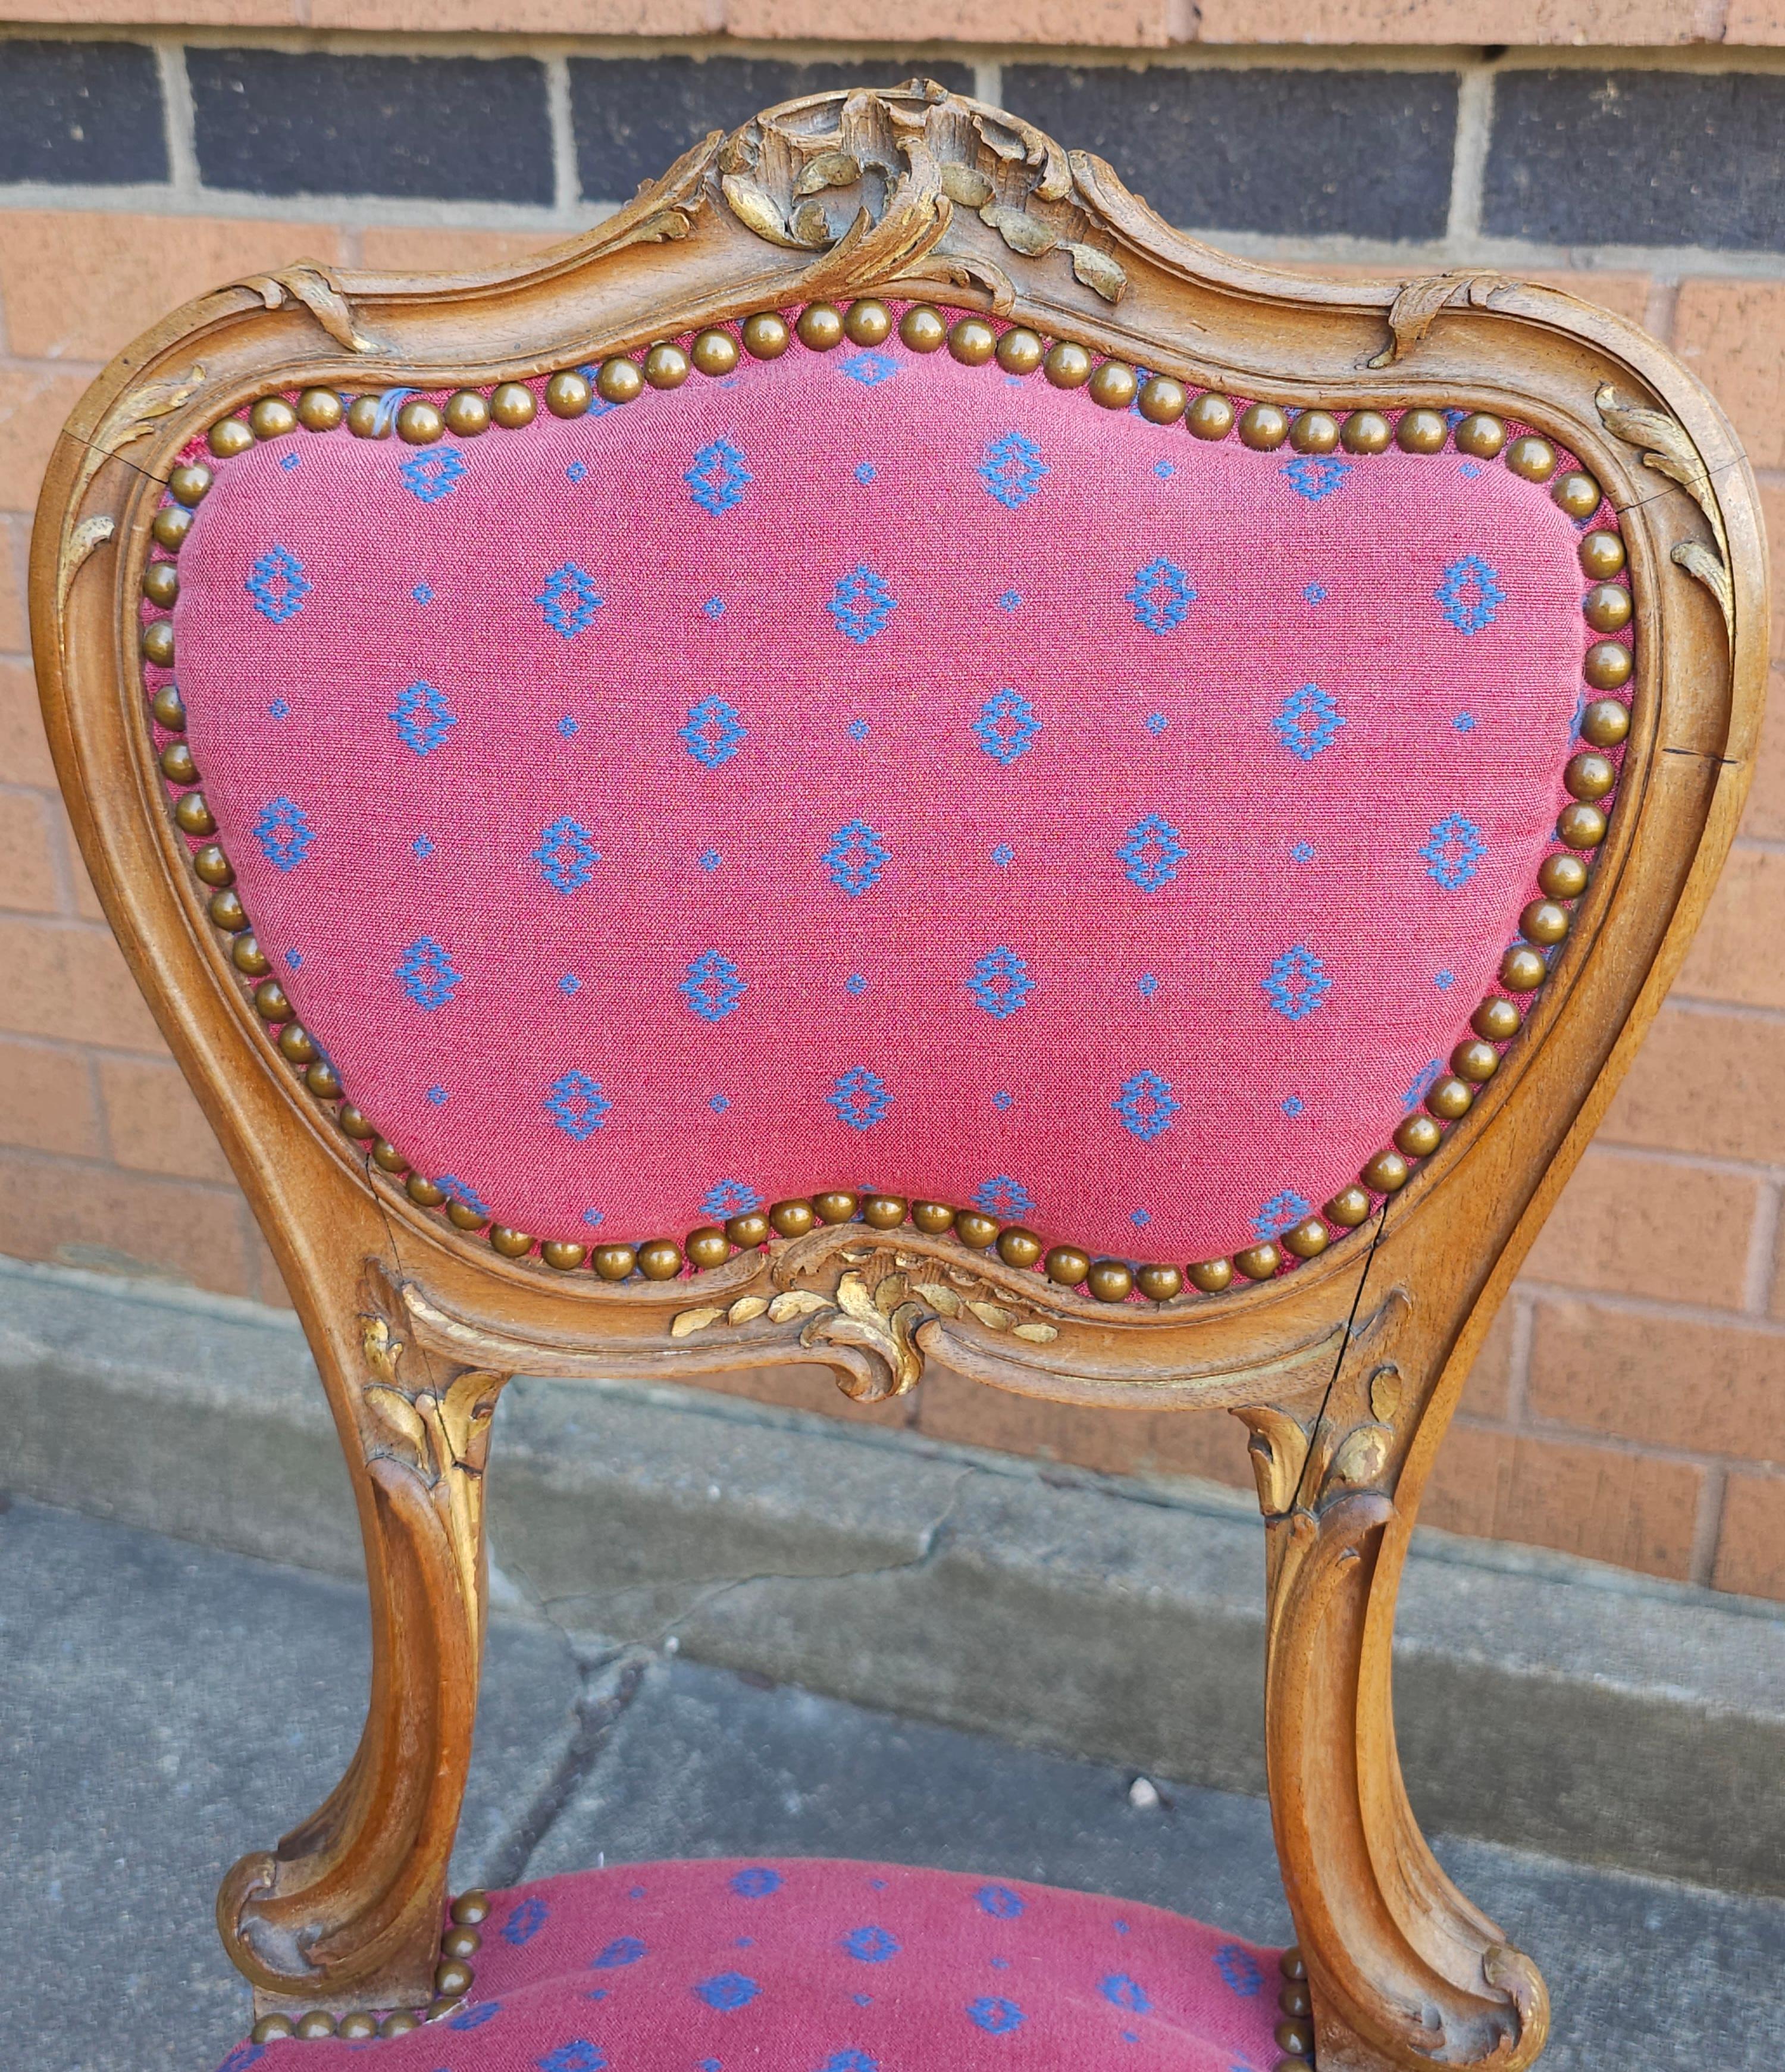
[30,79,1767,2071]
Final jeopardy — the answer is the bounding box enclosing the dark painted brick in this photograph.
[187,49,552,205]
[571,57,975,202]
[1003,66,1458,242]
[0,40,167,187]
[1484,70,1785,252]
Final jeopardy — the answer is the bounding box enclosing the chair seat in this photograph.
[221,1857,1284,2068]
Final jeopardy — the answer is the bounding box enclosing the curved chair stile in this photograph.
[30,80,1767,2072]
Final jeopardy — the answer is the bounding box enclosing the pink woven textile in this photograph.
[165,317,1618,1261]
[214,1858,1285,2070]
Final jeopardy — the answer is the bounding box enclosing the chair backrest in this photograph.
[32,80,1767,2067]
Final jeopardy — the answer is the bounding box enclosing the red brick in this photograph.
[358,227,568,272]
[0,366,92,517]
[1202,0,1718,37]
[98,1054,233,1184]
[1601,1002,1785,1163]
[0,790,62,914]
[727,0,1182,40]
[0,1035,99,1157]
[1757,485,1785,668]
[1458,1298,1515,1420]
[0,211,347,364]
[915,1363,1254,1490]
[1521,1148,1757,1309]
[1421,1423,1703,1579]
[0,1145,251,1296]
[1743,668,1785,840]
[1529,1295,1785,1461]
[0,517,26,654]
[0,916,162,1050]
[1712,1471,1785,1600]
[0,659,55,788]
[1674,847,1785,1009]
[1673,281,1785,472]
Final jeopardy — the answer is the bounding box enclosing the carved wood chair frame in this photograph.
[32,82,1768,2072]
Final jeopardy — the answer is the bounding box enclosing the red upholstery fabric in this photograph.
[214,1858,1285,2070]
[159,315,1626,1262]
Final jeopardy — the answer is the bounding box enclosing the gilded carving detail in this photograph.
[358,1314,506,1630]
[715,81,1125,308]
[240,266,377,354]
[1596,383,1734,644]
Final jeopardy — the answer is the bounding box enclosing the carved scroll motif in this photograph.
[1595,383,1735,646]
[715,82,1126,309]
[358,1315,506,1632]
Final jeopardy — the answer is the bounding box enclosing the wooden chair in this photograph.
[32,80,1767,2072]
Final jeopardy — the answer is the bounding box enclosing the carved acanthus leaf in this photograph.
[1234,1406,1313,1516]
[240,265,377,353]
[1595,383,1734,645]
[1367,270,1510,369]
[57,514,114,619]
[713,83,1123,305]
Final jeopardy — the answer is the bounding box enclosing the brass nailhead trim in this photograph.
[146,308,1628,1302]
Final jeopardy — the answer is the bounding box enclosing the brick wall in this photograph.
[2,12,1783,1596]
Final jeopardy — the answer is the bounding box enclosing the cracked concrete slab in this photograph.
[4,1497,1780,2072]
[8,1254,1785,1894]
[0,1499,578,2072]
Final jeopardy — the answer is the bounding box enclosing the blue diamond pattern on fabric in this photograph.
[269,698,289,719]
[253,796,313,872]
[448,2002,501,2030]
[1404,1058,1444,1107]
[682,950,746,1021]
[437,1175,490,1217]
[978,1884,1025,1917]
[819,2055,879,2072]
[1126,559,1195,634]
[537,2045,605,2072]
[1304,581,1328,603]
[825,821,888,896]
[829,565,895,642]
[974,1176,1035,1220]
[702,1179,760,1218]
[1435,554,1506,634]
[537,563,603,637]
[592,1938,646,1969]
[968,1997,1024,2035]
[829,1067,891,1130]
[1101,1974,1153,2014]
[400,448,466,503]
[842,352,899,386]
[1215,1945,1264,1996]
[1273,682,1345,761]
[843,1926,901,1963]
[693,1973,759,2010]
[1118,815,1186,892]
[974,688,1041,764]
[545,1071,610,1141]
[967,947,1034,1019]
[397,937,459,1010]
[1115,1071,1179,1142]
[1282,455,1351,502]
[680,696,746,768]
[979,431,1048,509]
[534,817,601,893]
[685,439,751,516]
[1144,711,1168,735]
[991,843,1014,869]
[390,680,456,756]
[503,1896,549,1946]
[1254,1190,1311,1240]
[217,2046,264,2072]
[730,1867,782,1897]
[1420,813,1486,888]
[1263,946,1330,1020]
[245,544,311,623]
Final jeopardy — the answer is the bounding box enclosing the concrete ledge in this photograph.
[6,1254,1784,1895]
